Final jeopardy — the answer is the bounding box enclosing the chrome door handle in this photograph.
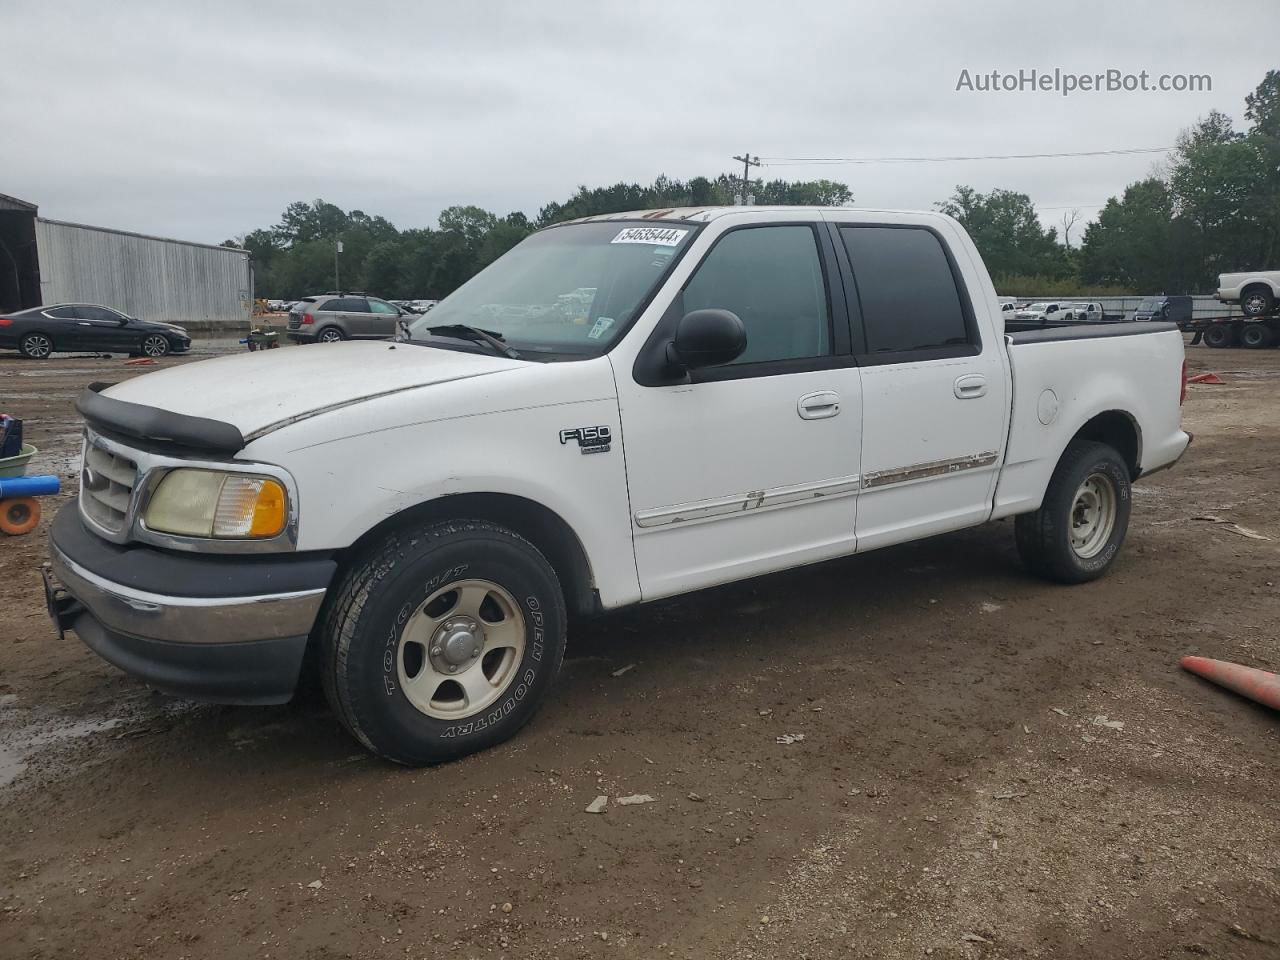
[954,374,987,399]
[798,391,840,420]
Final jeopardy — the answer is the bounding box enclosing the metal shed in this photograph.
[0,193,253,329]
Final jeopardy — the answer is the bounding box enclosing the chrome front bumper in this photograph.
[49,542,325,646]
[46,502,335,705]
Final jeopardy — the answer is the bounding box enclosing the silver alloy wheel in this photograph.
[142,335,170,357]
[397,579,526,719]
[1244,293,1269,315]
[1069,472,1117,559]
[319,328,343,343]
[23,333,52,358]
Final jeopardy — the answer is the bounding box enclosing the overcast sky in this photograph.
[4,0,1277,244]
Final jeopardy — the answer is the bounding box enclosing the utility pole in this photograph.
[334,237,343,292]
[732,152,760,205]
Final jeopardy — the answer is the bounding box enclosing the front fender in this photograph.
[245,393,639,608]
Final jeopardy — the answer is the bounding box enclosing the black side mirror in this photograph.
[668,309,746,371]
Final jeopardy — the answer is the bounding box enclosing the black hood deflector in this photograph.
[78,382,245,454]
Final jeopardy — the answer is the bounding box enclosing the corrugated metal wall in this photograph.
[35,218,252,327]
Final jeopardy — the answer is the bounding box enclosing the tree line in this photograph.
[231,176,852,301]
[229,70,1280,300]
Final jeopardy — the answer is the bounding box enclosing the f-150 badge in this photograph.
[559,426,612,454]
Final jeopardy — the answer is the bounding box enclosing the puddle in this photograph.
[0,697,132,789]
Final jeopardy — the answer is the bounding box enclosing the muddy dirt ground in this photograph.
[1,340,1278,959]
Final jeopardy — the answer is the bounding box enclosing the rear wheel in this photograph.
[1015,441,1131,584]
[1241,288,1275,318]
[1240,323,1273,349]
[317,327,345,343]
[1202,323,1233,349]
[320,520,567,765]
[18,332,53,359]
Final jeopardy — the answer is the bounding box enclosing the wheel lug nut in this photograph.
[448,665,457,673]
[431,647,442,656]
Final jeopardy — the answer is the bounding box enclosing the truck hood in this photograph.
[101,341,524,440]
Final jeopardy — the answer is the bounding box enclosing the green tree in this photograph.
[936,186,1071,279]
[1078,178,1184,291]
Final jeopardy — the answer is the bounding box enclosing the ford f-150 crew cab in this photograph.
[44,207,1191,765]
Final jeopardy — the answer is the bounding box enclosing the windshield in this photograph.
[408,221,695,355]
[1026,302,1049,311]
[1137,298,1160,310]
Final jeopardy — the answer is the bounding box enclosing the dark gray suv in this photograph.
[287,293,415,343]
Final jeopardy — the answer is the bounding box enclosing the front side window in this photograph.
[682,225,830,365]
[841,226,971,355]
[368,299,399,315]
[83,306,124,322]
[408,221,695,356]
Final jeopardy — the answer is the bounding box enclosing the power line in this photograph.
[759,146,1172,166]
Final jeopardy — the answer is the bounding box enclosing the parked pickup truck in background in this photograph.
[1062,301,1123,323]
[1216,270,1280,317]
[44,207,1191,765]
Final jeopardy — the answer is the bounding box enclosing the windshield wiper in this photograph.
[425,324,521,360]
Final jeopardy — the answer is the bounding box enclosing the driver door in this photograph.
[73,305,134,352]
[366,298,402,337]
[613,218,863,601]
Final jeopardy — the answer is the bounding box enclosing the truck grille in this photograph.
[80,434,138,534]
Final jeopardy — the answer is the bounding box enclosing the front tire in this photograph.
[1015,441,1131,584]
[19,332,53,359]
[141,334,171,358]
[320,520,567,765]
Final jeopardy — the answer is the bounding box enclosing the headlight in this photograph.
[144,469,288,539]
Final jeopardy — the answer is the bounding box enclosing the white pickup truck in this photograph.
[45,207,1191,765]
[1217,270,1280,317]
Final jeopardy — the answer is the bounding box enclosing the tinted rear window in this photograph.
[841,226,971,354]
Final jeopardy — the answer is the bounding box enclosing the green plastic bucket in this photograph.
[0,444,37,479]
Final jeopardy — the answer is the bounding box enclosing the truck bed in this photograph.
[1006,320,1177,344]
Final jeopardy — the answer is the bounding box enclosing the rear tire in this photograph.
[1240,323,1272,349]
[1202,324,1233,349]
[18,332,53,359]
[320,520,567,765]
[1241,288,1275,318]
[317,327,345,343]
[1015,441,1131,584]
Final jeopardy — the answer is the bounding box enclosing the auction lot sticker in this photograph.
[611,226,688,246]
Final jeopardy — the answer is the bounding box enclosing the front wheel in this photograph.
[141,334,171,357]
[320,520,567,765]
[1015,441,1132,584]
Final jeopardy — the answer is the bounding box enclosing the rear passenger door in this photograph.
[829,220,1008,551]
[334,298,374,337]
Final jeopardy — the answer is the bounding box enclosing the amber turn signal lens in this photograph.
[249,479,287,537]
